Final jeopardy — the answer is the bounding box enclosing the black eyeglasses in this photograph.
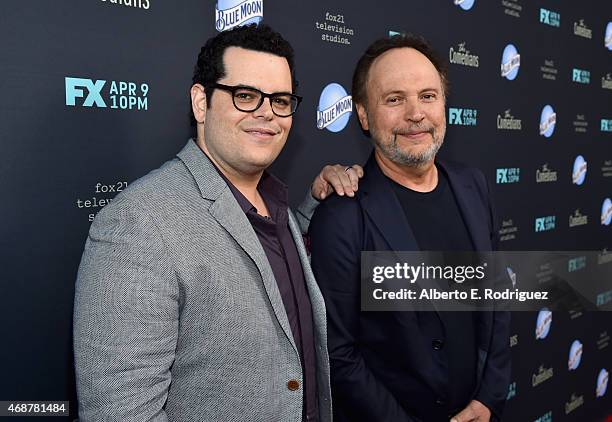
[212,83,302,117]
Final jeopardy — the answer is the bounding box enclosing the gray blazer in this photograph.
[74,139,332,422]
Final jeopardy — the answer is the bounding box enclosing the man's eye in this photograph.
[272,97,291,107]
[421,93,436,101]
[235,91,257,101]
[386,97,403,104]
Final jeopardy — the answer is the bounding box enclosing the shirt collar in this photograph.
[197,145,289,216]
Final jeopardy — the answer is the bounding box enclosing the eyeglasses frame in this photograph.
[211,83,303,117]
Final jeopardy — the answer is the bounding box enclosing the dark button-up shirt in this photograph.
[202,151,318,421]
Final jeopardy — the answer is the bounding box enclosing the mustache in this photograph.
[392,125,435,136]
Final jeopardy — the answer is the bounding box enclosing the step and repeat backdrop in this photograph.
[1,0,611,420]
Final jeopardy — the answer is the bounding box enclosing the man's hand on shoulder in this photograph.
[311,164,364,200]
[450,399,491,422]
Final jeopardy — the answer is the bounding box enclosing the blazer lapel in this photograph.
[441,162,491,251]
[359,154,419,252]
[287,211,326,325]
[177,139,298,354]
[359,155,444,317]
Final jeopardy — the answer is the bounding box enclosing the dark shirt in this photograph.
[389,166,477,414]
[202,151,317,422]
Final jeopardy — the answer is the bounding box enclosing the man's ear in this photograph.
[355,102,369,131]
[191,84,207,124]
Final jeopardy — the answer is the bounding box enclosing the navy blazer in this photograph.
[310,154,511,422]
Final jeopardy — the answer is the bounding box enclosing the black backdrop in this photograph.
[1,1,611,420]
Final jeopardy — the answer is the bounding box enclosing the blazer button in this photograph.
[432,339,444,350]
[287,379,300,391]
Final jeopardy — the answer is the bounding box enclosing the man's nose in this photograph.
[403,98,425,122]
[253,97,275,120]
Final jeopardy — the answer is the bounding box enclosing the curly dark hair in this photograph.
[352,34,449,107]
[191,24,297,125]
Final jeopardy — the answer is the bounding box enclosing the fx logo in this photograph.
[65,76,149,111]
[496,168,508,183]
[535,216,555,232]
[65,77,107,107]
[572,69,590,84]
[496,167,520,184]
[568,256,586,272]
[449,107,477,126]
[449,108,463,125]
[539,8,560,27]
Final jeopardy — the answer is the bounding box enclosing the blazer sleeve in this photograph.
[294,188,320,234]
[473,169,512,421]
[310,198,421,422]
[474,309,511,421]
[73,198,179,421]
